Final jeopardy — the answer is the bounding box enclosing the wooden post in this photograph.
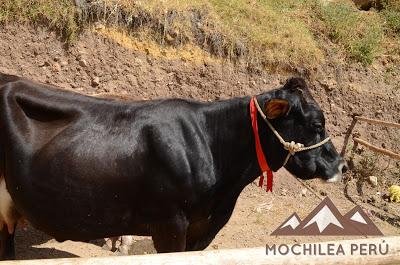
[354,116,400,129]
[353,137,400,160]
[3,236,400,265]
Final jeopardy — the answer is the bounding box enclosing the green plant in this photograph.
[353,151,381,179]
[381,0,400,33]
[0,0,79,42]
[318,2,384,64]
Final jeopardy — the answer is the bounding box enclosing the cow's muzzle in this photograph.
[326,160,348,183]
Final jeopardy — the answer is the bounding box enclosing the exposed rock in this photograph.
[60,60,69,67]
[94,22,105,31]
[91,76,100,87]
[367,195,377,203]
[38,61,50,67]
[52,62,61,72]
[368,175,378,187]
[79,59,88,67]
[319,78,337,91]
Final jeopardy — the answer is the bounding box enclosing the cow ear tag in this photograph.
[265,99,290,119]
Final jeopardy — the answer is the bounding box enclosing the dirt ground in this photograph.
[0,25,399,260]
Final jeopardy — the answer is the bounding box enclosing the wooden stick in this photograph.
[4,236,400,265]
[355,116,400,129]
[296,178,323,200]
[340,117,358,157]
[353,137,400,160]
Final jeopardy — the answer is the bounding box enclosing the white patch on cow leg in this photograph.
[0,177,16,233]
[117,235,135,255]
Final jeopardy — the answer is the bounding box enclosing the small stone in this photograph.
[367,195,377,203]
[320,79,337,91]
[383,206,389,212]
[94,22,105,30]
[91,76,100,87]
[301,188,308,197]
[52,63,61,72]
[79,59,88,67]
[60,60,69,67]
[368,176,378,187]
[39,61,50,67]
[320,190,327,196]
[212,244,219,249]
[281,188,288,196]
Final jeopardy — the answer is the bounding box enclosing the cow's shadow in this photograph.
[14,225,156,260]
[14,225,78,260]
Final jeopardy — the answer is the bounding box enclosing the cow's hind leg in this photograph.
[152,214,188,253]
[0,224,16,260]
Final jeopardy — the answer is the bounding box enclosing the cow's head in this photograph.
[259,77,347,182]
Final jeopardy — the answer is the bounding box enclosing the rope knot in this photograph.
[284,141,304,155]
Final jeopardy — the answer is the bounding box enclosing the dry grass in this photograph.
[86,0,324,71]
[96,27,220,65]
[0,0,399,69]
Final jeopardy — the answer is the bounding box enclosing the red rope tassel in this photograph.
[258,173,264,188]
[250,97,274,192]
[266,170,273,192]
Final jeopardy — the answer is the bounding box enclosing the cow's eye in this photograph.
[312,122,323,132]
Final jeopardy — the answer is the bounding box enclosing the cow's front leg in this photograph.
[0,224,16,260]
[152,213,188,253]
[117,235,135,255]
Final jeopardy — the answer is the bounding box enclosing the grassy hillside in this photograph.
[0,0,399,71]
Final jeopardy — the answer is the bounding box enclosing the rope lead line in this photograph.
[253,97,331,167]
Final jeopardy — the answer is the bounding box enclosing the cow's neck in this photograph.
[205,95,278,189]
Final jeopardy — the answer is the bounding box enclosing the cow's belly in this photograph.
[7,163,175,241]
[11,177,141,240]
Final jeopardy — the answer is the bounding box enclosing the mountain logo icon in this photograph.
[271,197,383,236]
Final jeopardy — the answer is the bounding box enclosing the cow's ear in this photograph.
[265,99,290,119]
[283,77,307,93]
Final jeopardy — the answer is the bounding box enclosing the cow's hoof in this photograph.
[114,250,125,256]
[115,247,129,256]
[102,243,112,251]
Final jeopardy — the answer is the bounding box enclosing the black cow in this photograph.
[0,73,346,260]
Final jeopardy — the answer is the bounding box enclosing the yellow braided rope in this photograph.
[253,97,330,166]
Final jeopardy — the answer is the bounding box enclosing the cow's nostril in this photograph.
[341,162,348,174]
